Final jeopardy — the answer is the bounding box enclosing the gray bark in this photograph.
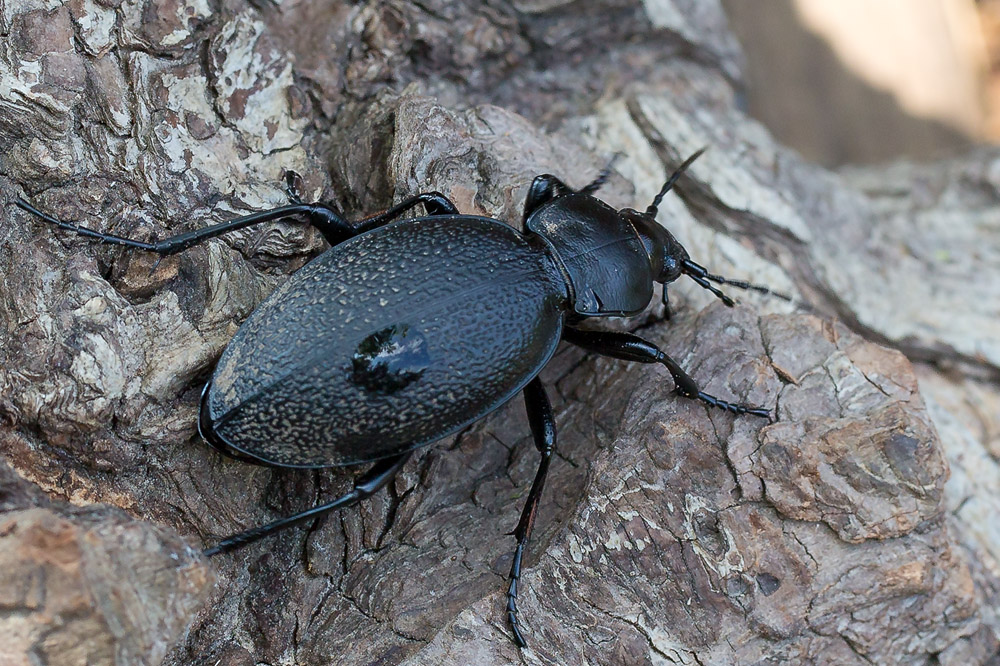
[0,1,997,665]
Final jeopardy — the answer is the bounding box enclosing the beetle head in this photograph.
[620,208,689,284]
[622,148,739,308]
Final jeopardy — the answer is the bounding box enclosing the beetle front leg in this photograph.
[506,376,556,648]
[577,153,620,195]
[523,157,617,222]
[522,175,574,224]
[562,327,772,419]
[203,451,411,556]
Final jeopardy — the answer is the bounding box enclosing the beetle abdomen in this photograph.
[205,216,568,467]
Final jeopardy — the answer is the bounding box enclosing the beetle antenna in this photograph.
[686,270,737,307]
[646,147,707,218]
[682,259,797,306]
[578,153,623,195]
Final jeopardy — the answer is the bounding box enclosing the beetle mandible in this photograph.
[14,148,784,648]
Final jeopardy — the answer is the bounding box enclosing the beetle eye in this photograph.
[660,254,683,283]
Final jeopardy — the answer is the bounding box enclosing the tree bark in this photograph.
[0,1,997,665]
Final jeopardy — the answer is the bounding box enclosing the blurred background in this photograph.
[722,0,1000,166]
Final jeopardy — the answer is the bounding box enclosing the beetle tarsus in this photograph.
[507,542,529,648]
[14,198,158,250]
[695,391,772,420]
[13,198,359,254]
[283,170,305,204]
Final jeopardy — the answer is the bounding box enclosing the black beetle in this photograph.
[14,149,783,648]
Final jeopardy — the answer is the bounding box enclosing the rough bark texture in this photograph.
[0,461,213,666]
[0,1,997,665]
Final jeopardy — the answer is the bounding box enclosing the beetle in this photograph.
[13,149,782,648]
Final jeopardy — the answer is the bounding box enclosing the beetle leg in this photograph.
[283,169,305,204]
[354,192,459,233]
[13,198,355,254]
[577,153,621,196]
[562,327,773,420]
[521,175,574,224]
[506,376,556,649]
[203,452,411,556]
[523,157,618,222]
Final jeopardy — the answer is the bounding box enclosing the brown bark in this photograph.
[0,1,997,665]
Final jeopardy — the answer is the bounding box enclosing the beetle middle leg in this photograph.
[203,451,411,556]
[562,327,772,419]
[13,198,356,253]
[507,376,557,648]
[13,190,461,255]
[353,191,459,232]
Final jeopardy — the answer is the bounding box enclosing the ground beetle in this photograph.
[14,149,784,648]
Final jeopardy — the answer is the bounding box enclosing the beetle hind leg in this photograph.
[203,452,411,556]
[353,192,459,233]
[506,376,557,648]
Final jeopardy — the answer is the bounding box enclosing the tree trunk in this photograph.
[0,1,997,665]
